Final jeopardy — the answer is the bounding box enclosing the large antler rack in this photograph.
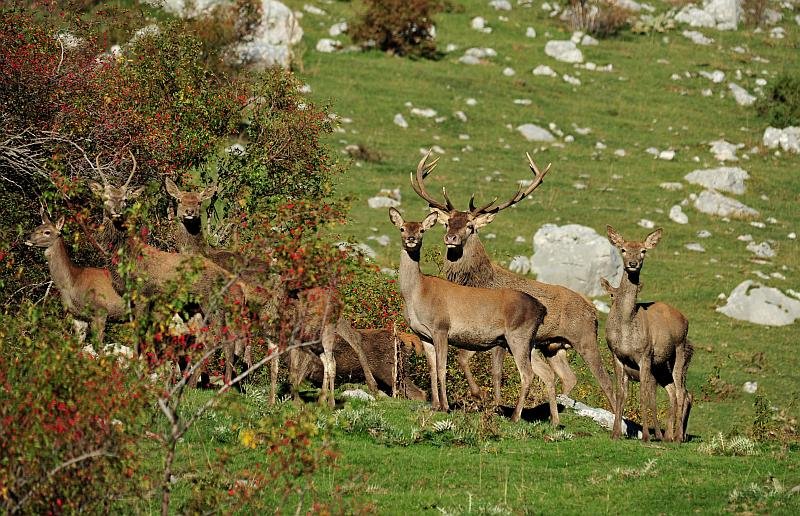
[91,149,137,189]
[479,152,551,214]
[409,150,451,212]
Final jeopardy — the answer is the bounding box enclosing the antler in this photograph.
[123,149,137,189]
[487,152,551,213]
[409,150,450,212]
[94,152,110,187]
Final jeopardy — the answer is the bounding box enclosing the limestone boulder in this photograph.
[717,281,800,326]
[693,189,759,218]
[684,166,749,194]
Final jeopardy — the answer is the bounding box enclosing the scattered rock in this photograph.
[411,107,437,118]
[717,280,800,326]
[743,381,758,394]
[454,111,468,122]
[697,229,712,238]
[746,241,775,258]
[698,70,725,83]
[685,242,706,252]
[684,166,750,194]
[471,16,491,33]
[329,21,347,37]
[503,67,516,76]
[489,0,512,10]
[316,38,341,53]
[581,34,599,46]
[532,64,557,77]
[694,190,759,219]
[669,205,689,224]
[593,299,610,314]
[558,395,641,439]
[728,83,756,106]
[682,30,713,45]
[709,139,743,161]
[367,234,390,247]
[659,149,675,160]
[638,219,655,229]
[763,126,800,153]
[230,0,303,69]
[660,182,684,191]
[393,113,408,128]
[526,27,537,38]
[675,0,739,30]
[544,40,583,63]
[509,255,532,275]
[516,124,556,142]
[341,389,375,401]
[531,223,622,297]
[563,74,581,86]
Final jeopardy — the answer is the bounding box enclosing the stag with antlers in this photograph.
[410,152,615,412]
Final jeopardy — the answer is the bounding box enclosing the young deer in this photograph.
[604,226,693,442]
[389,207,555,423]
[89,153,245,386]
[411,152,612,410]
[25,210,126,344]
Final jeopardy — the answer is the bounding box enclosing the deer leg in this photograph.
[288,348,303,401]
[73,319,89,345]
[421,340,440,410]
[671,342,690,442]
[433,331,450,412]
[639,356,653,442]
[321,322,336,407]
[682,392,693,443]
[490,347,506,406]
[455,349,483,400]
[335,318,379,394]
[90,314,107,346]
[665,383,677,442]
[267,340,279,405]
[506,339,534,423]
[575,333,615,409]
[611,357,626,439]
[531,349,558,426]
[544,348,576,398]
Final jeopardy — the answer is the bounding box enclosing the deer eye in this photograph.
[620,248,627,254]
[43,230,51,236]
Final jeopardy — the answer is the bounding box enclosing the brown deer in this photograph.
[89,152,245,386]
[289,327,430,402]
[604,226,693,442]
[25,209,126,345]
[163,178,379,403]
[389,207,556,423]
[410,152,614,411]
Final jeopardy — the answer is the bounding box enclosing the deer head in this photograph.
[165,178,216,227]
[88,151,144,226]
[606,226,662,274]
[388,207,438,252]
[410,151,550,250]
[25,208,65,249]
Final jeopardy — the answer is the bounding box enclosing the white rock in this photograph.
[531,224,623,297]
[544,40,583,63]
[593,299,610,314]
[563,74,581,86]
[682,30,713,45]
[675,0,738,30]
[698,70,725,83]
[503,67,516,76]
[459,55,482,65]
[411,107,437,118]
[465,47,497,58]
[489,0,512,10]
[738,234,753,242]
[746,241,775,258]
[763,126,800,153]
[514,98,532,105]
[669,205,689,224]
[559,395,640,439]
[684,166,749,194]
[645,147,660,156]
[303,3,326,16]
[329,21,347,37]
[516,124,556,142]
[658,150,675,160]
[709,139,743,161]
[465,98,478,106]
[315,38,341,53]
[728,83,756,106]
[697,229,712,238]
[526,27,537,38]
[638,219,655,229]
[454,111,468,122]
[694,190,759,218]
[393,113,408,128]
[789,232,797,240]
[581,34,599,46]
[660,182,684,191]
[233,0,304,69]
[717,280,800,326]
[341,389,375,401]
[367,196,400,209]
[367,234,391,247]
[685,242,706,252]
[471,16,488,30]
[614,149,626,157]
[743,381,758,394]
[532,64,557,77]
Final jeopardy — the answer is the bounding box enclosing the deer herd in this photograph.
[24,150,693,443]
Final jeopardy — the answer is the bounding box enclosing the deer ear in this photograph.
[600,277,614,296]
[606,225,625,248]
[430,207,448,225]
[388,207,404,228]
[89,181,105,198]
[55,217,65,232]
[165,178,181,198]
[201,183,217,201]
[472,212,496,229]
[128,186,145,200]
[422,211,438,230]
[644,228,663,249]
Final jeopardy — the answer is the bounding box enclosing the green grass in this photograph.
[143,1,800,512]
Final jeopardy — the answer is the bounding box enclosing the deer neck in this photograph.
[444,234,494,287]
[44,237,79,292]
[613,270,642,322]
[398,246,424,298]
[176,219,204,253]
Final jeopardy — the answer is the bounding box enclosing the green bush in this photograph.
[349,0,442,59]
[755,73,800,127]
